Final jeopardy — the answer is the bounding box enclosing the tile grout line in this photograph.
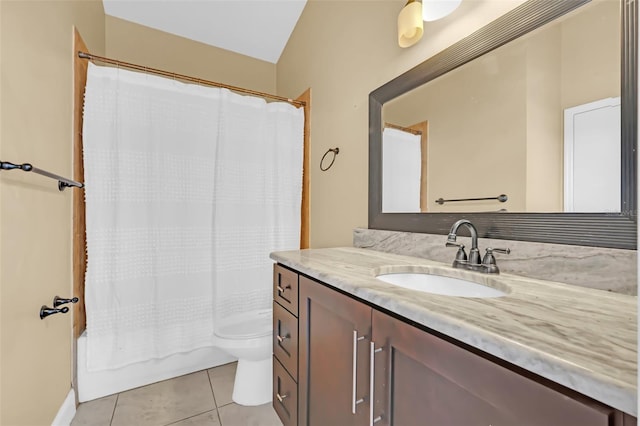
[162,408,219,426]
[109,393,119,426]
[206,368,224,425]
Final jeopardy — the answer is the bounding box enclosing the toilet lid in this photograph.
[215,309,272,339]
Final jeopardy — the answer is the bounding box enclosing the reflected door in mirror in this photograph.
[564,97,621,212]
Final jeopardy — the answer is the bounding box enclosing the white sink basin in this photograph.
[376,273,506,298]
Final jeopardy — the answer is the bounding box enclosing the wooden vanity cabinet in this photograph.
[299,275,371,426]
[273,264,300,426]
[278,265,637,426]
[372,309,621,426]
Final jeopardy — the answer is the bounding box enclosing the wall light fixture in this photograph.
[398,0,424,48]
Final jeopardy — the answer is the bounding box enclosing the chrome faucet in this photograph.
[447,219,481,265]
[446,219,510,274]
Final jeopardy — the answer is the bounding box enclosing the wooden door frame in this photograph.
[72,27,89,407]
[297,89,311,249]
[72,29,88,340]
[408,121,428,212]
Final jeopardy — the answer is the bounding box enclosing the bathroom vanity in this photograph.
[271,247,637,426]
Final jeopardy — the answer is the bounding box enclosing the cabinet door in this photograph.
[299,276,371,426]
[371,309,616,426]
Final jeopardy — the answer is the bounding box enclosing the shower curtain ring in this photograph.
[320,147,339,171]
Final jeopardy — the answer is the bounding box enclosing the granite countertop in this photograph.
[270,247,638,416]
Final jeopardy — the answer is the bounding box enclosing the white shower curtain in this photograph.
[212,90,303,321]
[82,63,303,371]
[382,127,422,213]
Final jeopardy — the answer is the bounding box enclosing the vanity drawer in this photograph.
[273,300,298,379]
[273,356,298,426]
[274,264,299,316]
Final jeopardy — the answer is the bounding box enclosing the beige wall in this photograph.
[524,0,619,210]
[561,0,620,109]
[277,0,528,247]
[0,1,104,424]
[526,0,619,211]
[105,15,277,94]
[384,45,528,213]
[525,25,563,212]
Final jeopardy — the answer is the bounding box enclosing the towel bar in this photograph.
[1,161,84,191]
[435,194,507,205]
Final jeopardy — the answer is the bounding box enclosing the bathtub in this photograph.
[77,331,236,402]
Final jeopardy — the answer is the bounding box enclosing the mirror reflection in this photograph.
[382,0,620,213]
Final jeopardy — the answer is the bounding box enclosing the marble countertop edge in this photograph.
[358,284,636,416]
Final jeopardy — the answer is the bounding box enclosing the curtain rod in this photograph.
[1,161,84,191]
[77,51,305,107]
[384,122,422,135]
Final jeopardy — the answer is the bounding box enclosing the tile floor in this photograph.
[71,362,283,426]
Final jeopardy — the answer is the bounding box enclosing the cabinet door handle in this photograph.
[277,284,291,293]
[276,319,290,343]
[275,375,288,405]
[352,331,365,414]
[276,334,289,343]
[369,341,383,425]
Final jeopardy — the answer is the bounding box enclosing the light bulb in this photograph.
[422,0,462,22]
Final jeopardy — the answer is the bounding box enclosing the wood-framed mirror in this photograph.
[369,0,637,249]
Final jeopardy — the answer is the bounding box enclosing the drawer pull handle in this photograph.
[352,330,366,414]
[277,284,291,293]
[277,334,289,343]
[370,342,383,425]
[276,392,288,402]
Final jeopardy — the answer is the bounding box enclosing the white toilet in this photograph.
[214,308,273,406]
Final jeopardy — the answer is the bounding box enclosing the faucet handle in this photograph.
[488,247,510,255]
[446,241,467,262]
[482,247,510,265]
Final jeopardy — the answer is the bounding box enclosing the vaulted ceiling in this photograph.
[102,0,308,63]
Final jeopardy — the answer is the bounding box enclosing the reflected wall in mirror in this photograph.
[382,0,620,213]
[369,0,637,249]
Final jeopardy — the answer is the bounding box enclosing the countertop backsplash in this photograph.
[353,228,637,295]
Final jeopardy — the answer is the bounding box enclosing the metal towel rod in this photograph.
[0,161,84,191]
[436,194,508,205]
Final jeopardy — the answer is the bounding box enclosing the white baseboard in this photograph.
[51,389,76,426]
